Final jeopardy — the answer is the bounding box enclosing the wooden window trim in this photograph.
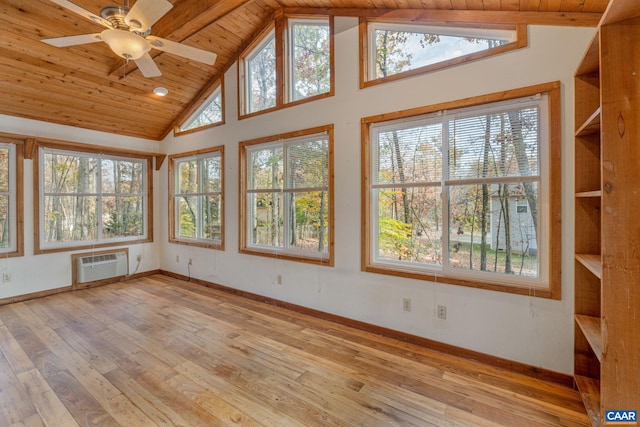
[238,14,335,120]
[174,76,225,137]
[361,82,561,299]
[359,19,527,89]
[239,125,335,266]
[33,140,155,255]
[0,136,24,258]
[168,146,225,250]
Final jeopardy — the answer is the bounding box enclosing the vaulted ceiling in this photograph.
[0,0,607,141]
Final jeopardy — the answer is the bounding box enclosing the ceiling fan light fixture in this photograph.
[101,28,150,60]
[153,86,168,96]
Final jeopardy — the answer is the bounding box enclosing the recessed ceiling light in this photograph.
[153,86,168,96]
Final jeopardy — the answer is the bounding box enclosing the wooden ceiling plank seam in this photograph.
[0,96,164,140]
[0,54,192,114]
[538,0,563,12]
[519,0,542,12]
[1,86,172,132]
[500,0,521,12]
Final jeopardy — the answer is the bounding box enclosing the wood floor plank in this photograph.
[0,325,36,375]
[0,351,39,426]
[0,275,590,426]
[15,368,80,427]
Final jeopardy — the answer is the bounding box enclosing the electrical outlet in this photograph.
[437,305,447,320]
[276,275,282,285]
[188,258,193,266]
[2,273,12,283]
[136,254,142,262]
[402,298,411,312]
[176,255,180,263]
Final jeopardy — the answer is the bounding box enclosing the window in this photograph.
[362,82,561,298]
[361,20,526,87]
[246,29,277,114]
[169,147,224,249]
[177,78,224,134]
[0,140,23,257]
[288,18,331,102]
[36,145,152,253]
[240,125,333,265]
[240,16,333,117]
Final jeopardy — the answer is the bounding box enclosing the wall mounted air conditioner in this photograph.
[76,251,128,283]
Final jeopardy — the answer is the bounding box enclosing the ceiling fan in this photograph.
[42,0,217,78]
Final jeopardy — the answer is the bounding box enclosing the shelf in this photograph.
[575,375,601,427]
[575,254,602,279]
[575,107,601,137]
[575,315,602,362]
[575,34,600,77]
[575,190,601,198]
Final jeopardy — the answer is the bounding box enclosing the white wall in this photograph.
[161,21,595,375]
[1,20,595,375]
[0,115,162,298]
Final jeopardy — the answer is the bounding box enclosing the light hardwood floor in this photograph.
[0,274,589,426]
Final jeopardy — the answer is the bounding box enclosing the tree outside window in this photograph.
[364,85,561,297]
[240,126,333,265]
[240,16,333,117]
[363,21,524,87]
[290,18,331,101]
[247,31,277,114]
[179,83,223,132]
[170,147,224,248]
[40,149,147,249]
[0,143,18,254]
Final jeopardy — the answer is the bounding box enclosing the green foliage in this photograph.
[378,217,413,260]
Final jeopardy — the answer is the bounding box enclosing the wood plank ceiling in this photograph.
[0,0,608,141]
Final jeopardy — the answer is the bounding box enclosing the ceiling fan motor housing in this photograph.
[100,4,150,35]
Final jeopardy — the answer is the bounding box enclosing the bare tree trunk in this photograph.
[290,193,296,246]
[72,157,90,240]
[318,190,325,252]
[507,110,538,237]
[271,149,280,246]
[480,116,491,271]
[391,131,411,223]
[498,116,513,274]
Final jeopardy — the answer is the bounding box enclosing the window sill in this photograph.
[363,263,557,300]
[240,247,333,267]
[169,238,224,251]
[34,238,152,255]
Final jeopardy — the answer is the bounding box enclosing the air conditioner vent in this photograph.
[76,251,127,283]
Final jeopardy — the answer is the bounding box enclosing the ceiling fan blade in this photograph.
[146,36,217,65]
[135,53,162,78]
[125,0,173,32]
[48,0,111,27]
[42,33,103,48]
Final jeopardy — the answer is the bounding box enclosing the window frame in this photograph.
[238,15,334,120]
[359,18,527,88]
[34,141,154,254]
[0,137,24,258]
[175,76,225,136]
[239,125,334,266]
[169,146,225,250]
[361,82,561,299]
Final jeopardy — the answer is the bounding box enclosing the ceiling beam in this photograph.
[160,10,277,139]
[282,7,602,27]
